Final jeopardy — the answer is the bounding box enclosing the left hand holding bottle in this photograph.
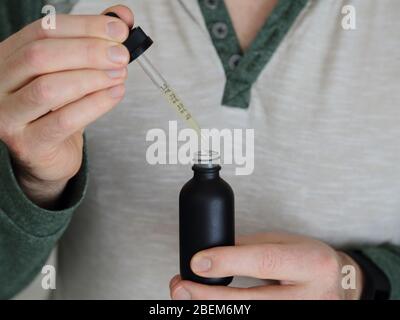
[170,232,363,300]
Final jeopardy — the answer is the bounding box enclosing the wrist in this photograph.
[344,250,391,300]
[14,166,69,210]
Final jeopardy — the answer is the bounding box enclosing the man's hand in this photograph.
[0,5,133,208]
[170,232,364,300]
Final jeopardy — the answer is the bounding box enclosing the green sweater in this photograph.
[0,0,399,300]
[0,0,86,300]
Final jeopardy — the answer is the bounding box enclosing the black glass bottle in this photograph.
[179,152,235,285]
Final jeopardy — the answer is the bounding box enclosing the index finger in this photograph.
[1,13,131,58]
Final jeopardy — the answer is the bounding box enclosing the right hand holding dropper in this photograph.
[0,5,133,208]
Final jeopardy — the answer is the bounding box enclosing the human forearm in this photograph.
[0,142,88,299]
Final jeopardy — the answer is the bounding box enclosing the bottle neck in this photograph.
[192,164,221,180]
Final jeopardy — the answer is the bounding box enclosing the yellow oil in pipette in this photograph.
[160,83,202,135]
[106,18,206,147]
[137,54,207,148]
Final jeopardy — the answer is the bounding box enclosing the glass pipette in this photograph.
[112,21,208,150]
[136,54,203,136]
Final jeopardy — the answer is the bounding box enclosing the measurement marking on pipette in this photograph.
[160,82,204,139]
[161,83,193,121]
[136,54,207,147]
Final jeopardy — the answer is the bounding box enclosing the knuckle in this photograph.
[35,114,70,143]
[55,112,74,133]
[33,19,50,39]
[24,41,46,70]
[92,71,109,89]
[27,78,54,105]
[315,250,341,276]
[258,246,281,276]
[84,40,100,66]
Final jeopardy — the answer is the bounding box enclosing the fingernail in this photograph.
[108,45,129,64]
[173,287,191,300]
[108,85,125,98]
[107,21,127,41]
[105,68,126,78]
[192,257,212,273]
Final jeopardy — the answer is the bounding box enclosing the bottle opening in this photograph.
[193,150,220,167]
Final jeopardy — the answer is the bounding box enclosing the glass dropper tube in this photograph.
[136,54,208,149]
[116,20,208,151]
[137,55,201,133]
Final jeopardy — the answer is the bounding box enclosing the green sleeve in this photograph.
[0,0,78,40]
[0,141,88,299]
[0,0,83,300]
[0,0,45,40]
[359,245,400,300]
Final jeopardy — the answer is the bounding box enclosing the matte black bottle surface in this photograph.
[179,162,235,285]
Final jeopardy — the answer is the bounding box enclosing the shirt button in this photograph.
[228,54,242,69]
[205,0,218,10]
[212,22,228,39]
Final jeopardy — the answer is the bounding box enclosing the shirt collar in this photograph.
[177,0,208,33]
